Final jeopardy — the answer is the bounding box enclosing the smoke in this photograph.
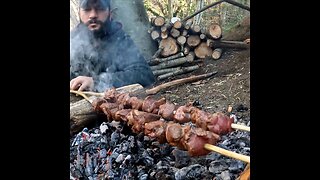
[70,24,113,92]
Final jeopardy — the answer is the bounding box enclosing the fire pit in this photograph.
[70,88,250,179]
[70,121,249,179]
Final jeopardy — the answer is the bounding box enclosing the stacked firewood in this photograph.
[147,16,224,80]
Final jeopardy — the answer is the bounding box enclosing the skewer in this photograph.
[70,83,144,97]
[70,90,92,103]
[70,90,104,97]
[204,143,250,163]
[231,123,250,132]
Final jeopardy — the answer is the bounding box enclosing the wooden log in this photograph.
[153,66,182,76]
[151,30,161,40]
[212,48,223,60]
[70,96,99,135]
[153,16,165,27]
[207,39,214,48]
[146,72,217,95]
[187,35,201,47]
[151,47,164,59]
[170,28,181,38]
[182,29,188,36]
[157,65,200,80]
[207,23,222,39]
[177,36,187,52]
[194,42,213,59]
[215,40,250,49]
[191,24,202,34]
[173,20,182,29]
[150,56,193,71]
[161,23,171,32]
[161,31,168,39]
[177,36,187,46]
[200,33,206,40]
[186,51,196,62]
[148,52,184,65]
[70,84,144,135]
[159,37,179,57]
[184,18,193,30]
[183,46,190,55]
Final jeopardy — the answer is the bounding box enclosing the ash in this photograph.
[70,120,250,180]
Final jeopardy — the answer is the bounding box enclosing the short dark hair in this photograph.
[79,0,110,10]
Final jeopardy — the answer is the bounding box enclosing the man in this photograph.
[70,0,155,92]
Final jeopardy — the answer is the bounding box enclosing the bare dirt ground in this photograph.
[153,48,250,127]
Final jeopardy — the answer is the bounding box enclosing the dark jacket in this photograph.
[70,20,155,92]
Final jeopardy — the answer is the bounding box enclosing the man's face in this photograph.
[79,3,109,32]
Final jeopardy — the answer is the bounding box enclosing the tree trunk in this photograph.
[70,0,157,60]
[110,0,157,59]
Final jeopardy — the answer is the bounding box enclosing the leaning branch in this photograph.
[181,0,224,23]
[224,0,250,11]
[146,71,217,95]
[181,0,250,23]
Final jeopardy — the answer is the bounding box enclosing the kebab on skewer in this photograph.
[93,99,221,156]
[70,88,250,162]
[91,87,249,135]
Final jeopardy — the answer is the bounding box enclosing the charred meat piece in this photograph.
[173,105,195,123]
[103,88,119,103]
[183,127,220,156]
[190,108,212,129]
[125,97,143,110]
[126,110,161,133]
[206,112,234,135]
[165,122,186,150]
[100,102,119,120]
[114,109,131,121]
[158,103,177,120]
[144,120,167,143]
[91,97,106,111]
[142,96,166,114]
[115,93,131,109]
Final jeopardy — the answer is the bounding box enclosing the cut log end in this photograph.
[212,48,223,60]
[153,16,165,27]
[159,37,179,57]
[208,24,222,39]
[194,42,213,59]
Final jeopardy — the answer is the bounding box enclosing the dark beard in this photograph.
[83,19,107,39]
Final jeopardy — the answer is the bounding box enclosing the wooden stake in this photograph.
[231,123,250,132]
[204,144,250,163]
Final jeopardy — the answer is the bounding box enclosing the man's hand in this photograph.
[70,76,94,91]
